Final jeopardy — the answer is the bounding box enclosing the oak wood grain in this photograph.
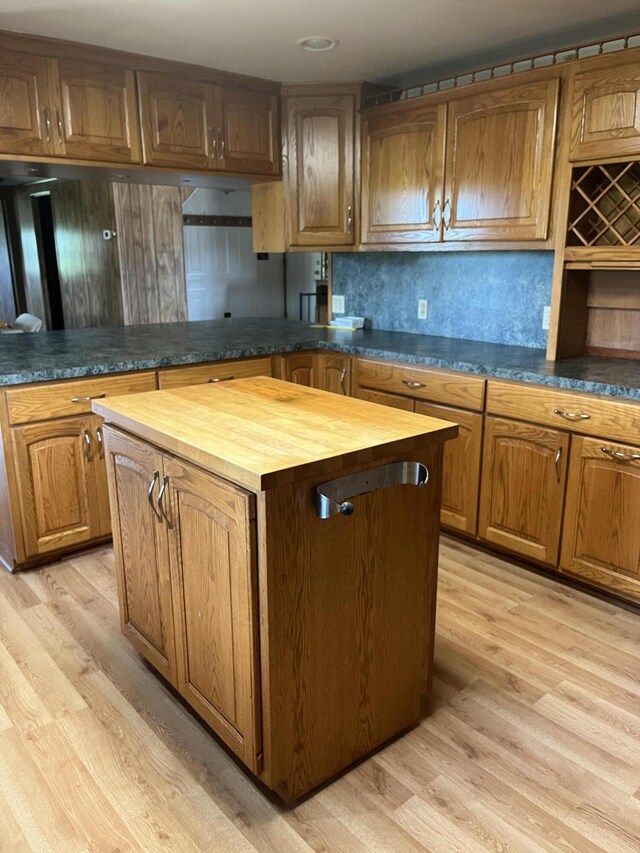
[93,377,457,492]
[157,356,272,390]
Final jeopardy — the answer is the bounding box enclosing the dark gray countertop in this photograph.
[0,319,637,400]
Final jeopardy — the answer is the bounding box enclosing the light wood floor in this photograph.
[0,537,639,852]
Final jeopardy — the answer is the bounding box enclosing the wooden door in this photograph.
[101,426,177,685]
[164,455,261,771]
[286,94,355,246]
[11,415,102,557]
[361,102,446,244]
[560,436,640,602]
[316,353,350,395]
[478,416,569,565]
[416,402,483,536]
[137,71,213,169]
[92,417,112,538]
[216,85,279,174]
[53,59,141,163]
[570,61,640,161]
[0,52,55,156]
[443,79,559,241]
[279,352,316,386]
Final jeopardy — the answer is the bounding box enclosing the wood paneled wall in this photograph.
[113,184,187,325]
[10,185,49,326]
[0,204,16,323]
[50,180,123,328]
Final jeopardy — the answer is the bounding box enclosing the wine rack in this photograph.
[567,161,640,248]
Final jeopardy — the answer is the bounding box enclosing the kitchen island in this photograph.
[94,377,456,801]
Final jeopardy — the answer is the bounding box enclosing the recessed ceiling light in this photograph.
[298,36,339,52]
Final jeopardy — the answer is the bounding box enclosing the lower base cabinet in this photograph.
[416,402,483,536]
[478,416,569,566]
[12,414,110,558]
[103,426,261,772]
[560,436,640,602]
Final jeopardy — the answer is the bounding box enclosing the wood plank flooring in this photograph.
[0,536,639,852]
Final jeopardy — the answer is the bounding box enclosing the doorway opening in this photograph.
[32,193,64,330]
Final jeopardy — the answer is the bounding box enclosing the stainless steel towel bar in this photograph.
[316,461,429,519]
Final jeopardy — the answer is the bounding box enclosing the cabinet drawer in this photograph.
[486,380,640,445]
[6,372,157,425]
[158,358,272,390]
[356,358,485,410]
[354,387,414,411]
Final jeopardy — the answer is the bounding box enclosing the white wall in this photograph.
[183,188,285,321]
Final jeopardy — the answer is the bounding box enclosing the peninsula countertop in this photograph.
[0,318,638,401]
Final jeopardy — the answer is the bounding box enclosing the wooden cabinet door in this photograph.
[443,79,559,241]
[278,352,316,386]
[92,417,112,538]
[361,102,446,244]
[416,402,483,536]
[11,415,102,557]
[216,85,279,175]
[138,71,213,169]
[102,427,177,685]
[478,416,569,565]
[570,61,640,161]
[315,353,350,395]
[0,52,55,156]
[163,455,260,772]
[286,94,355,246]
[53,59,141,163]
[560,436,640,603]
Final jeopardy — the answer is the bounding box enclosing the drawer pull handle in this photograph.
[147,471,162,521]
[157,475,173,527]
[96,425,104,459]
[207,376,234,383]
[339,366,347,393]
[553,408,590,421]
[71,393,106,403]
[601,447,640,462]
[403,380,426,389]
[433,199,442,230]
[42,106,52,143]
[83,430,92,461]
[443,198,451,230]
[316,460,429,519]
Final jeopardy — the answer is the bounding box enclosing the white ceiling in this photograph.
[2,0,639,85]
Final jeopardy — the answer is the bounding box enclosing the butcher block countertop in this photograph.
[93,376,458,492]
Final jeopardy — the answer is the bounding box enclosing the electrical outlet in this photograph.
[418,299,428,320]
[542,305,551,330]
[332,294,345,314]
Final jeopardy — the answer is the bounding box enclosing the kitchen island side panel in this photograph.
[256,442,443,802]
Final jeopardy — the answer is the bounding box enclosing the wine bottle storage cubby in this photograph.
[567,161,640,248]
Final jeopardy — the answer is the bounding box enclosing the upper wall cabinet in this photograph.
[53,59,141,163]
[443,79,559,241]
[284,92,356,247]
[138,72,279,175]
[138,72,213,169]
[0,51,56,156]
[0,52,140,163]
[570,60,640,161]
[216,85,279,175]
[361,102,446,244]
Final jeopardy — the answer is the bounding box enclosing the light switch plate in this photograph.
[418,299,428,320]
[332,294,345,314]
[542,305,551,330]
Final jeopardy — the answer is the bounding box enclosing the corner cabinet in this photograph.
[570,59,640,161]
[443,79,559,241]
[561,436,640,602]
[360,102,446,244]
[284,90,356,247]
[138,71,279,175]
[102,426,262,772]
